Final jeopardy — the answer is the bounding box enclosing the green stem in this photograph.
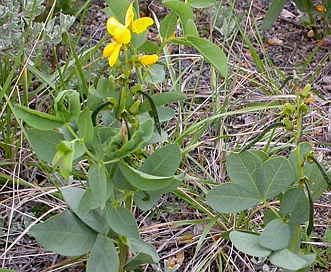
[290,225,301,252]
[118,240,128,272]
[64,122,101,163]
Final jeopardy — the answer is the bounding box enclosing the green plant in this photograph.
[13,0,228,271]
[206,74,330,270]
[262,0,331,39]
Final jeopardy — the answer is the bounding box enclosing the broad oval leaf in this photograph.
[139,91,187,113]
[145,64,166,84]
[162,0,198,37]
[226,150,268,193]
[106,206,140,239]
[119,161,175,191]
[78,107,94,142]
[160,10,178,39]
[188,0,216,8]
[87,234,119,272]
[258,219,290,251]
[106,120,153,159]
[62,187,109,235]
[88,163,107,209]
[229,231,272,257]
[103,0,129,23]
[29,210,97,256]
[27,128,64,164]
[257,156,294,199]
[269,249,308,270]
[206,183,260,214]
[128,237,160,263]
[139,143,181,176]
[185,36,228,78]
[14,105,64,130]
[280,188,309,225]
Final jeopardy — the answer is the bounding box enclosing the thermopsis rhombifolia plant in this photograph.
[207,75,331,270]
[14,0,227,271]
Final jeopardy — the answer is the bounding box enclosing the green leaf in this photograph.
[162,0,198,37]
[119,161,176,191]
[280,188,309,225]
[140,91,187,113]
[257,157,294,199]
[206,183,260,213]
[26,128,64,164]
[185,36,228,78]
[160,10,178,39]
[29,210,97,256]
[54,90,80,122]
[145,64,166,84]
[261,0,287,30]
[269,249,308,270]
[139,143,181,176]
[289,143,328,200]
[112,166,136,190]
[53,142,74,180]
[289,142,313,179]
[62,187,109,235]
[137,41,160,54]
[258,219,290,251]
[109,120,153,159]
[106,206,140,239]
[78,189,102,215]
[229,231,272,257]
[103,0,129,24]
[14,105,64,130]
[226,150,268,194]
[78,107,94,142]
[87,234,119,272]
[305,163,328,201]
[293,0,314,12]
[188,0,216,8]
[127,237,160,263]
[88,163,107,209]
[134,176,182,211]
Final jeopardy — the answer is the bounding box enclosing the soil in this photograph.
[1,0,330,271]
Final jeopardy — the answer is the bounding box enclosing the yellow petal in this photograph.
[139,54,158,65]
[131,17,154,34]
[113,25,131,44]
[108,43,122,67]
[125,3,134,28]
[103,42,116,57]
[315,5,325,13]
[107,17,123,36]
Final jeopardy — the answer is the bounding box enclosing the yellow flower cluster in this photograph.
[103,3,158,67]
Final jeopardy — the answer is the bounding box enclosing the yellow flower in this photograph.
[106,17,131,44]
[103,3,155,67]
[103,42,122,67]
[125,3,154,34]
[139,54,159,65]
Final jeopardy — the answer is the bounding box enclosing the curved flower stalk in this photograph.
[103,3,154,66]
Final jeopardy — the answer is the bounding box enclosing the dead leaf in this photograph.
[167,256,176,269]
[177,234,194,243]
[267,38,283,45]
[307,30,314,38]
[175,250,185,265]
[280,9,295,19]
